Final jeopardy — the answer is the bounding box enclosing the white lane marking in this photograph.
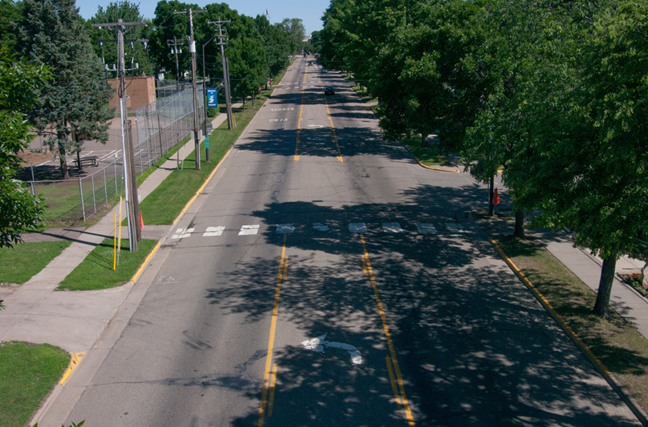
[445,222,464,233]
[302,333,362,365]
[308,125,325,128]
[203,226,225,237]
[172,228,194,239]
[382,223,403,233]
[276,224,294,234]
[313,222,330,232]
[239,225,260,236]
[99,150,118,160]
[416,223,437,234]
[349,223,367,233]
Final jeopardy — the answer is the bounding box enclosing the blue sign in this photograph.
[205,136,209,149]
[207,88,218,108]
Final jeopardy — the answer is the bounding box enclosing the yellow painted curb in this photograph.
[130,241,161,285]
[489,237,648,426]
[59,351,86,386]
[417,161,461,173]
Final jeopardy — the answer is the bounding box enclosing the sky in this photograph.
[75,0,331,34]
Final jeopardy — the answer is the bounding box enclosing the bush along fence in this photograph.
[26,86,206,223]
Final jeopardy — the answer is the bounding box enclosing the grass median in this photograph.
[401,136,454,167]
[0,241,72,284]
[493,232,648,412]
[0,341,70,427]
[57,238,157,291]
[139,97,267,225]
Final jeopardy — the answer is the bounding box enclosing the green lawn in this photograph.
[401,136,454,167]
[495,234,648,412]
[57,239,157,291]
[139,99,266,225]
[0,241,72,284]
[0,342,70,427]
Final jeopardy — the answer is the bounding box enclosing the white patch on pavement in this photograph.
[276,224,295,234]
[239,225,260,236]
[416,223,437,234]
[203,226,225,237]
[301,333,363,365]
[445,222,464,233]
[348,223,368,233]
[172,228,194,239]
[382,223,403,233]
[313,222,330,232]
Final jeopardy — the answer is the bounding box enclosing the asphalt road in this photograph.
[62,57,641,426]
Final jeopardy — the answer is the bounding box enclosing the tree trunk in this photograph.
[58,143,68,179]
[514,208,525,238]
[252,93,255,108]
[76,151,82,172]
[421,133,428,148]
[593,256,617,318]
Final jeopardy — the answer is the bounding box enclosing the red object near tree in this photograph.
[140,211,145,229]
[494,188,500,205]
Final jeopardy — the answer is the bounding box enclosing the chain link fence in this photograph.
[26,86,206,223]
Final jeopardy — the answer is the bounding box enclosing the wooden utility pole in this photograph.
[209,18,233,130]
[175,8,205,170]
[166,37,181,93]
[92,19,147,251]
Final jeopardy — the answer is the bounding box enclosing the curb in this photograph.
[401,144,461,174]
[488,237,648,426]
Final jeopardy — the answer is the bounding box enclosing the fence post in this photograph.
[79,177,86,222]
[103,168,108,205]
[30,182,35,196]
[91,174,96,213]
[113,160,118,197]
[158,113,164,158]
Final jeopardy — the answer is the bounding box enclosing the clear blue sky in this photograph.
[75,0,330,34]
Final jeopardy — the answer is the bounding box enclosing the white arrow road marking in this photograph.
[308,124,325,128]
[301,333,363,365]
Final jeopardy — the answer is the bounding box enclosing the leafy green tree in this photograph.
[255,15,290,79]
[0,0,23,51]
[227,35,266,104]
[87,1,153,77]
[17,0,114,179]
[0,47,50,247]
[281,18,305,54]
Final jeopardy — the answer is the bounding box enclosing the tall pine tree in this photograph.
[17,0,114,179]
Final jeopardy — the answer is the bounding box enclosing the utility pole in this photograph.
[202,34,216,162]
[175,8,205,171]
[209,18,233,130]
[166,36,181,93]
[92,19,147,252]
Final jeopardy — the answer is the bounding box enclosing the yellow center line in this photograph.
[386,356,403,407]
[294,66,307,162]
[268,364,279,417]
[324,98,343,163]
[360,234,416,426]
[258,235,288,427]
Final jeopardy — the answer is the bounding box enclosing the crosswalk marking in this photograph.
[239,225,260,236]
[203,226,225,237]
[172,228,194,239]
[349,223,368,233]
[313,222,330,232]
[276,224,295,234]
[382,223,403,233]
[445,223,464,233]
[416,223,437,234]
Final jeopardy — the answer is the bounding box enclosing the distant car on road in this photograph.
[308,61,313,66]
[321,68,328,73]
[324,87,335,96]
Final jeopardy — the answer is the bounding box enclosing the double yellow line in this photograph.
[258,235,289,427]
[361,234,416,426]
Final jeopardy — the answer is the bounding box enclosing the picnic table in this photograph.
[73,156,99,168]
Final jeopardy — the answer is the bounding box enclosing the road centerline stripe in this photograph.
[324,96,343,163]
[360,234,415,426]
[258,235,288,427]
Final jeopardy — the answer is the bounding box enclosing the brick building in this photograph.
[107,75,156,111]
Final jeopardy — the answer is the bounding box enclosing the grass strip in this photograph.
[0,241,72,284]
[57,238,157,291]
[136,135,191,187]
[401,136,454,167]
[495,234,648,411]
[139,97,266,225]
[0,341,70,427]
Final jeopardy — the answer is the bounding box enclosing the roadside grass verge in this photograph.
[0,241,72,284]
[136,135,191,187]
[401,136,454,167]
[351,83,378,104]
[495,234,648,411]
[0,341,70,427]
[57,239,157,291]
[139,99,266,225]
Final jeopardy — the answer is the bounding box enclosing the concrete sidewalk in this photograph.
[0,108,237,353]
